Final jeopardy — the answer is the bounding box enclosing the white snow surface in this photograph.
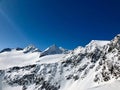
[0,50,66,70]
[37,54,66,64]
[2,85,22,90]
[0,50,40,69]
[0,38,120,90]
[87,40,110,47]
[85,40,110,52]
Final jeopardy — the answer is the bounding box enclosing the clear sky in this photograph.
[0,0,120,50]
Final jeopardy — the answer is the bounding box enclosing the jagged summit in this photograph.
[86,40,110,47]
[111,34,120,44]
[44,44,62,54]
[40,44,68,57]
[23,45,41,53]
[44,44,60,52]
[85,40,110,53]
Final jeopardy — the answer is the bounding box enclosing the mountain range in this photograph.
[0,34,120,90]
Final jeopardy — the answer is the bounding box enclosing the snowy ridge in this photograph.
[0,34,120,90]
[85,40,110,53]
[23,45,41,53]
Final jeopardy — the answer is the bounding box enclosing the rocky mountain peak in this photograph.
[23,45,41,53]
[112,34,120,44]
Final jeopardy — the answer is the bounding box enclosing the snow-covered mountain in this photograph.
[0,34,120,90]
[23,45,41,53]
[40,44,70,57]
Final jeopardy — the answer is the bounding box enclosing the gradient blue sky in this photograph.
[0,0,120,50]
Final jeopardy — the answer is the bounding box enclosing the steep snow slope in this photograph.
[88,81,120,90]
[0,34,120,90]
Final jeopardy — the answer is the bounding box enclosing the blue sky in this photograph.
[0,0,120,50]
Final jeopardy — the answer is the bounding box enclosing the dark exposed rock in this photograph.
[16,48,23,51]
[0,48,11,53]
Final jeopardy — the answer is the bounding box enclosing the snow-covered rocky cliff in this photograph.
[0,34,120,90]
